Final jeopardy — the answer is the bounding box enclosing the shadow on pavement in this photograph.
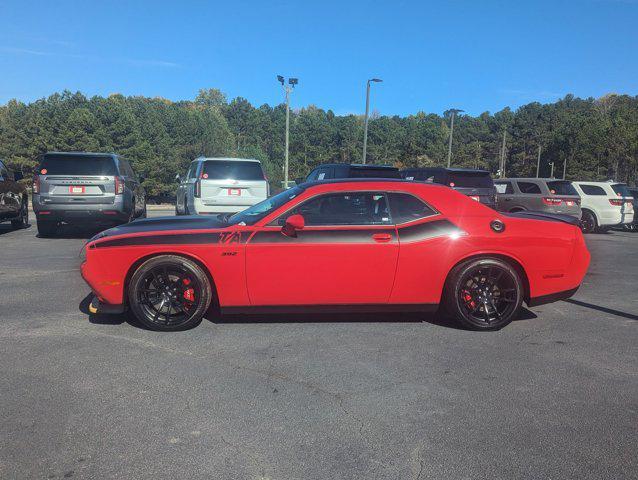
[0,224,31,235]
[564,298,638,321]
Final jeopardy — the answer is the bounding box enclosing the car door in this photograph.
[494,180,515,211]
[0,161,20,219]
[245,190,399,306]
[179,162,198,214]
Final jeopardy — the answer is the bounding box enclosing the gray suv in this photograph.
[32,152,146,236]
[494,178,581,219]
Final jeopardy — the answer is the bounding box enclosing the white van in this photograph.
[572,181,634,233]
[176,157,269,215]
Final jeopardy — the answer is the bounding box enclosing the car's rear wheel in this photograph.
[580,210,597,233]
[37,219,58,237]
[128,255,212,331]
[11,201,28,229]
[444,257,523,330]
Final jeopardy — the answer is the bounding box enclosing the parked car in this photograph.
[302,163,401,183]
[0,159,29,229]
[401,167,497,209]
[572,181,634,233]
[493,178,581,219]
[82,179,590,332]
[626,187,638,231]
[32,152,146,236]
[176,157,269,215]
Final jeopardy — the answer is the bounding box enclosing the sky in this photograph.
[0,0,637,116]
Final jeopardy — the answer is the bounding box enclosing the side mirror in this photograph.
[13,171,24,181]
[294,177,304,185]
[175,174,181,182]
[282,214,305,237]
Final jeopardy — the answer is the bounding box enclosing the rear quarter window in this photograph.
[447,172,494,188]
[579,185,606,196]
[388,192,437,224]
[39,155,117,176]
[611,184,632,197]
[547,181,578,196]
[516,182,542,194]
[494,182,514,194]
[202,160,264,180]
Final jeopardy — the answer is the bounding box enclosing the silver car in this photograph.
[494,178,581,218]
[176,157,269,215]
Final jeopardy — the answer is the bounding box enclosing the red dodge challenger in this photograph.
[81,179,590,331]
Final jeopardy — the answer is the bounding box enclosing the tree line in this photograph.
[1,89,637,198]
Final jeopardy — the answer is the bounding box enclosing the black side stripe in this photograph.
[249,228,397,244]
[94,231,249,248]
[397,219,463,243]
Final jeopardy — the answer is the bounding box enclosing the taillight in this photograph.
[609,199,623,206]
[32,176,40,194]
[114,176,124,195]
[469,195,480,202]
[543,197,562,205]
[194,179,201,198]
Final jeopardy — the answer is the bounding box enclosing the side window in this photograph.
[495,181,514,194]
[580,185,606,196]
[517,181,542,194]
[281,192,391,226]
[306,169,319,182]
[388,193,437,224]
[316,168,330,180]
[186,163,198,180]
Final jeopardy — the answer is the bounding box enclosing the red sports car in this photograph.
[81,179,590,331]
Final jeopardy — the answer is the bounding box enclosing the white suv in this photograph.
[572,181,634,233]
[176,157,269,215]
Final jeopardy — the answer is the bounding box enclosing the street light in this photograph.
[277,75,299,188]
[362,78,383,164]
[446,108,464,168]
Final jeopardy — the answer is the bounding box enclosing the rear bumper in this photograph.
[193,197,264,214]
[33,195,128,223]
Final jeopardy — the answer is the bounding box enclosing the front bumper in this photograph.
[88,295,126,314]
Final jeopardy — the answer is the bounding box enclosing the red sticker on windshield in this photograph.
[449,182,455,187]
[40,169,47,174]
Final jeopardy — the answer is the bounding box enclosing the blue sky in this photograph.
[0,0,637,116]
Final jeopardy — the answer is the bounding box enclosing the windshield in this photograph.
[228,186,304,225]
[39,154,117,176]
[611,183,632,197]
[447,171,494,188]
[202,160,264,180]
[547,181,578,196]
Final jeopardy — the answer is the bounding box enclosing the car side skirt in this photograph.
[220,303,439,315]
[527,286,579,307]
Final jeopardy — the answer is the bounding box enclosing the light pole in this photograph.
[277,75,298,188]
[549,161,555,178]
[446,109,464,168]
[362,78,382,164]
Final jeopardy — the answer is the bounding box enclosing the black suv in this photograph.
[302,163,401,183]
[401,167,497,209]
[0,159,29,229]
[32,152,146,236]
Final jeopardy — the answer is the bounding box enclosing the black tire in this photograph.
[580,210,597,234]
[128,255,212,331]
[11,201,28,229]
[37,219,58,237]
[444,257,524,331]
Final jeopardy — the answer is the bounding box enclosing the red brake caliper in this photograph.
[182,278,195,307]
[461,289,475,309]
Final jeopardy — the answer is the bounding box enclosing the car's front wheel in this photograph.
[11,201,28,229]
[128,255,212,331]
[444,257,523,330]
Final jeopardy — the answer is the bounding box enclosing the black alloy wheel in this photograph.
[580,210,597,234]
[446,258,523,330]
[128,255,212,331]
[11,201,28,229]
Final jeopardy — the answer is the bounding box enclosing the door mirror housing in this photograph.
[294,177,304,185]
[175,174,181,182]
[282,214,305,237]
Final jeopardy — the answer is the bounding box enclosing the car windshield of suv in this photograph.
[228,186,304,225]
[611,183,632,197]
[350,168,401,179]
[202,160,263,180]
[547,181,578,196]
[447,171,494,188]
[39,155,117,176]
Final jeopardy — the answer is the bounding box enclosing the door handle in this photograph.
[372,233,392,243]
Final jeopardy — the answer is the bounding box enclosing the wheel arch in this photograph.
[122,251,219,308]
[441,252,531,304]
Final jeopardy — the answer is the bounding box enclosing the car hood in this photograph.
[88,215,229,242]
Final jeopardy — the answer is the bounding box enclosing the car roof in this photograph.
[312,163,398,170]
[299,178,420,188]
[44,151,117,157]
[195,157,261,163]
[498,178,567,182]
[403,167,490,174]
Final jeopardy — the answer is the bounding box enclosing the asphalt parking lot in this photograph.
[1,210,637,480]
